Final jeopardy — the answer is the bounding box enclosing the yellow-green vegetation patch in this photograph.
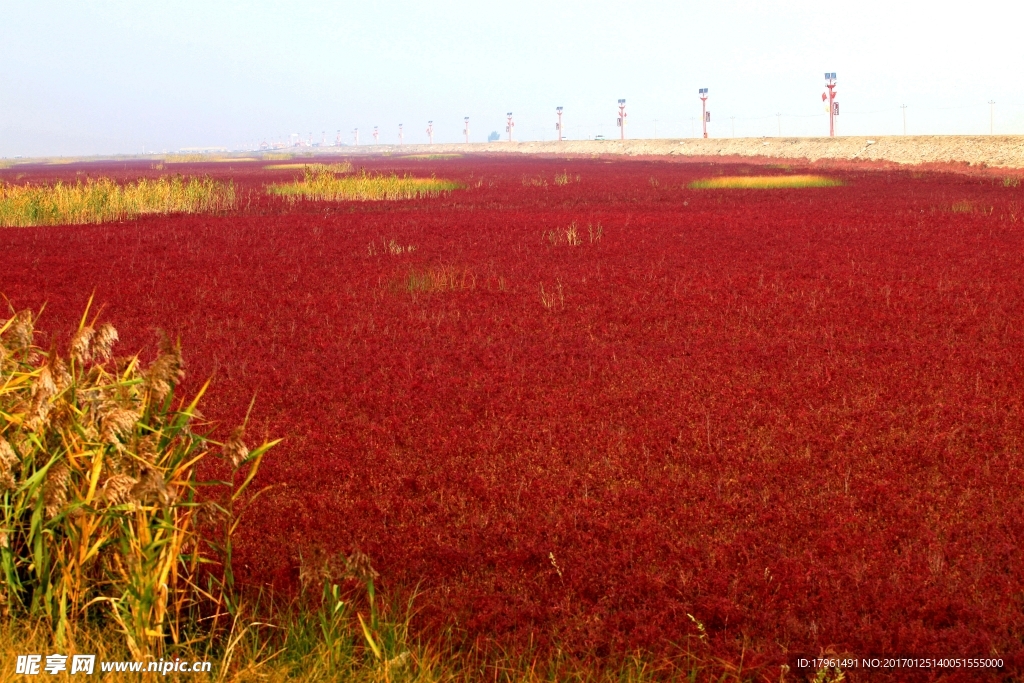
[402,154,463,160]
[265,162,354,173]
[0,176,235,227]
[689,174,843,189]
[267,168,461,201]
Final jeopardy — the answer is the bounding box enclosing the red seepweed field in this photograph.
[2,154,1023,677]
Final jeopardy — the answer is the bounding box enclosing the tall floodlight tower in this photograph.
[617,99,627,140]
[335,130,342,146]
[506,113,515,142]
[823,73,838,137]
[556,106,564,141]
[353,128,359,145]
[699,89,709,138]
[427,121,434,144]
[464,117,470,143]
[399,124,404,146]
[373,126,379,144]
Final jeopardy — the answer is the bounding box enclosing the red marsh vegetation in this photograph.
[2,154,1022,677]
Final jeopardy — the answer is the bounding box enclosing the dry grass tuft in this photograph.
[545,221,602,246]
[689,175,843,189]
[402,265,476,293]
[0,176,235,227]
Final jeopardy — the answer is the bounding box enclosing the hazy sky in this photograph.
[1,1,1022,156]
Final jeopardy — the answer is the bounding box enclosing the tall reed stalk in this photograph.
[0,300,277,659]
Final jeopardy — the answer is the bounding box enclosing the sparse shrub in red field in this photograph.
[3,155,1024,679]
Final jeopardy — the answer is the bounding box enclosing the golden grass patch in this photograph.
[264,161,354,173]
[688,174,843,189]
[401,154,462,160]
[0,176,236,227]
[268,168,460,202]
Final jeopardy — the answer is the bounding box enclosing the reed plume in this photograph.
[0,298,279,658]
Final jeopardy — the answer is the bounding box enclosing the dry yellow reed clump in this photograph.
[0,175,236,227]
[0,300,278,658]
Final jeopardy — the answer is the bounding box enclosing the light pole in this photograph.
[373,126,379,145]
[556,106,563,142]
[335,130,341,146]
[464,117,470,143]
[427,120,433,144]
[699,88,709,138]
[399,124,403,146]
[506,112,514,142]
[989,100,996,135]
[617,99,627,140]
[900,104,907,135]
[823,73,837,137]
[353,128,359,146]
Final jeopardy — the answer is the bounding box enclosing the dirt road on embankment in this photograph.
[341,135,1024,172]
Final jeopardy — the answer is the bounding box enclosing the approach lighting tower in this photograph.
[699,89,709,138]
[823,73,837,137]
[506,113,514,142]
[464,117,470,143]
[399,124,404,145]
[373,126,379,144]
[556,106,564,141]
[353,128,359,145]
[335,130,341,146]
[426,121,434,144]
[617,99,627,140]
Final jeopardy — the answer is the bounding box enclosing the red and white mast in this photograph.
[823,73,838,137]
[699,88,709,138]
